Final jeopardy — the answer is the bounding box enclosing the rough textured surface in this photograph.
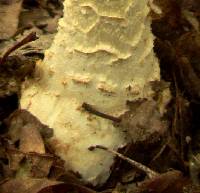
[20,0,160,185]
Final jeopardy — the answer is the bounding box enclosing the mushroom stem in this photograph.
[20,0,160,185]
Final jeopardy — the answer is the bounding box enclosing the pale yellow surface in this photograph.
[21,0,160,185]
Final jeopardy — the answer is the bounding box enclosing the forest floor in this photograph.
[0,0,200,193]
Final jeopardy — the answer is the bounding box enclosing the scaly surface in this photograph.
[21,0,160,185]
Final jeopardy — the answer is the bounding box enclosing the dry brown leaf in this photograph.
[19,124,45,154]
[118,99,167,143]
[136,170,189,193]
[19,5,61,34]
[0,178,97,193]
[0,110,56,179]
[0,55,35,98]
[38,183,97,193]
[0,178,62,193]
[17,34,55,56]
[26,153,54,178]
[5,148,55,179]
[19,8,50,30]
[5,109,53,143]
[0,0,22,40]
[0,137,7,159]
[3,110,55,178]
[182,0,200,13]
[175,32,200,100]
[7,148,24,171]
[12,153,55,179]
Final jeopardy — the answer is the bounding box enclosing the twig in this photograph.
[151,142,167,162]
[172,71,185,160]
[82,102,121,122]
[0,32,38,65]
[89,145,159,179]
[0,178,9,186]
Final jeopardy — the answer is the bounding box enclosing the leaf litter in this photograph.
[0,0,200,193]
[0,0,23,40]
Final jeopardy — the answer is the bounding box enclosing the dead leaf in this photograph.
[0,136,7,159]
[175,32,200,100]
[15,153,54,179]
[118,99,167,143]
[18,4,61,34]
[39,183,97,193]
[136,170,189,193]
[19,124,45,154]
[7,148,24,171]
[0,55,35,97]
[19,8,50,30]
[5,109,53,143]
[2,110,57,179]
[0,178,62,193]
[0,0,22,40]
[152,0,185,41]
[48,157,66,180]
[0,178,97,193]
[5,148,54,179]
[18,34,55,56]
[26,153,54,178]
[182,0,200,13]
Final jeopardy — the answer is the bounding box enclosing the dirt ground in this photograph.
[0,0,200,192]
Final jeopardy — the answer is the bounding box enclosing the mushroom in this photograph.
[20,0,160,185]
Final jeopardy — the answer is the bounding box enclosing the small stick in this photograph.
[89,145,159,179]
[82,102,121,122]
[151,143,167,162]
[0,32,38,65]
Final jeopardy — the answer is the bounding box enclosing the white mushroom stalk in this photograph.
[20,0,160,185]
